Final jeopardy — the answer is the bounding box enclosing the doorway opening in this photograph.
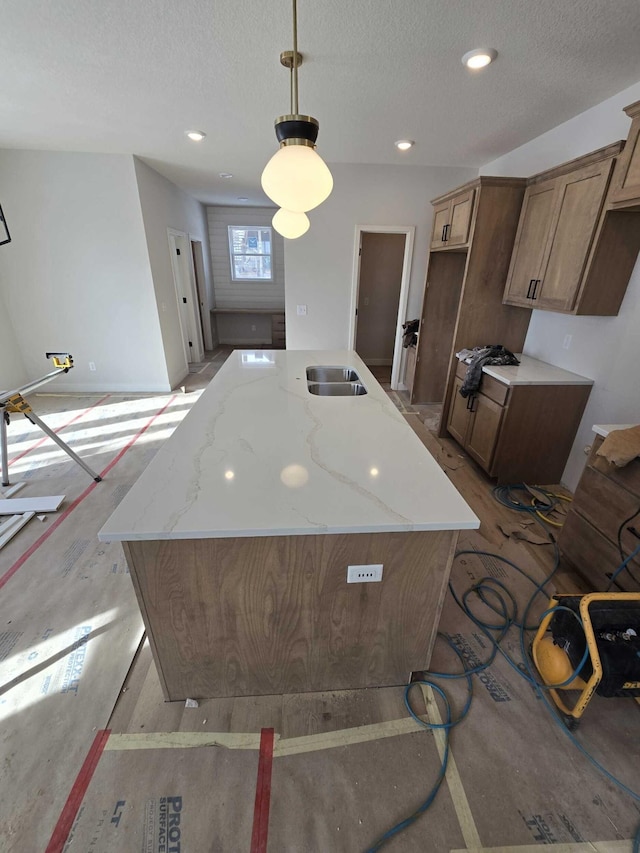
[168,229,204,365]
[349,226,415,390]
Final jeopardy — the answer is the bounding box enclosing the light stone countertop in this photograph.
[99,350,479,541]
[592,424,638,438]
[457,353,593,386]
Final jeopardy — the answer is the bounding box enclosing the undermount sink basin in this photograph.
[306,366,360,383]
[307,382,367,396]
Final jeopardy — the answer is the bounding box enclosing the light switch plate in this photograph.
[296,304,307,316]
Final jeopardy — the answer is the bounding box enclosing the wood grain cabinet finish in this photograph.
[271,312,286,348]
[429,188,475,249]
[123,529,458,700]
[447,361,591,485]
[504,137,640,316]
[412,177,531,412]
[448,376,504,473]
[609,100,640,208]
[559,436,640,591]
[503,148,623,314]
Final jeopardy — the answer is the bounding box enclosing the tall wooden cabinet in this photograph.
[411,177,532,423]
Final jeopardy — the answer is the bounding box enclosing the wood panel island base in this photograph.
[123,530,457,700]
[100,350,478,701]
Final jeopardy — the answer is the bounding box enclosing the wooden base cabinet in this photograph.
[559,436,640,591]
[447,361,591,485]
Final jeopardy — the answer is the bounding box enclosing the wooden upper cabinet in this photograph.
[430,201,451,249]
[429,189,475,250]
[535,159,614,312]
[609,100,640,207]
[502,179,556,306]
[503,142,637,316]
[447,190,475,246]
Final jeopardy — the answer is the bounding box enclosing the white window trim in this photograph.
[228,225,274,282]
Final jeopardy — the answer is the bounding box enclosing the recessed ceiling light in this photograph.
[186,130,206,141]
[462,48,498,70]
[219,172,233,179]
[395,140,414,151]
[238,197,249,202]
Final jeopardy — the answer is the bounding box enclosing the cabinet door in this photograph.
[430,201,451,249]
[535,159,614,312]
[447,377,471,446]
[447,189,475,247]
[611,108,640,206]
[465,392,504,472]
[502,179,557,307]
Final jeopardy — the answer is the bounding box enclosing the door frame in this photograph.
[168,228,205,364]
[189,237,213,351]
[348,225,415,390]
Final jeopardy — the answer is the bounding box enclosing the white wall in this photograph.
[134,158,215,385]
[0,150,169,392]
[284,163,476,351]
[480,79,640,490]
[207,206,285,346]
[0,286,27,391]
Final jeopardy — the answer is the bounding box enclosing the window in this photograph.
[228,226,273,281]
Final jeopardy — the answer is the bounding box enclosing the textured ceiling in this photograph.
[1,0,640,205]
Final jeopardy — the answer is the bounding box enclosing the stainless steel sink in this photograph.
[306,366,360,383]
[307,382,367,396]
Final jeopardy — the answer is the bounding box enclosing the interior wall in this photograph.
[0,286,28,391]
[0,150,169,392]
[134,158,215,385]
[480,78,640,491]
[284,163,476,351]
[207,206,284,346]
[355,232,406,364]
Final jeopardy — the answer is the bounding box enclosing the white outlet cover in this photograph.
[347,564,383,583]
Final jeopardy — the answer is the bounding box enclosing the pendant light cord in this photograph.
[292,0,299,114]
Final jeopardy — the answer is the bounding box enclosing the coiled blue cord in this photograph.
[365,485,640,852]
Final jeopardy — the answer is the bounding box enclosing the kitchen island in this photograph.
[99,350,478,700]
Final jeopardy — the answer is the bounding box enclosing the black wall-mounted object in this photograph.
[0,203,11,246]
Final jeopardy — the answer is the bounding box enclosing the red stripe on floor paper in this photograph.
[8,393,111,467]
[45,728,111,853]
[250,728,275,853]
[0,395,176,591]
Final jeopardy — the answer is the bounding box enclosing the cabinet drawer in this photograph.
[589,436,640,499]
[559,509,640,592]
[573,465,640,554]
[453,361,508,406]
[271,314,286,329]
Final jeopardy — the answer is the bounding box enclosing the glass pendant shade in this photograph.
[272,207,310,239]
[261,144,333,212]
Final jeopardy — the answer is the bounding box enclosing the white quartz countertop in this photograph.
[592,424,639,438]
[99,350,479,541]
[457,353,593,386]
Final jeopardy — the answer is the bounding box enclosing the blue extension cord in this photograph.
[364,484,640,853]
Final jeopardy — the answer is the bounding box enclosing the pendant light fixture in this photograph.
[262,0,333,238]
